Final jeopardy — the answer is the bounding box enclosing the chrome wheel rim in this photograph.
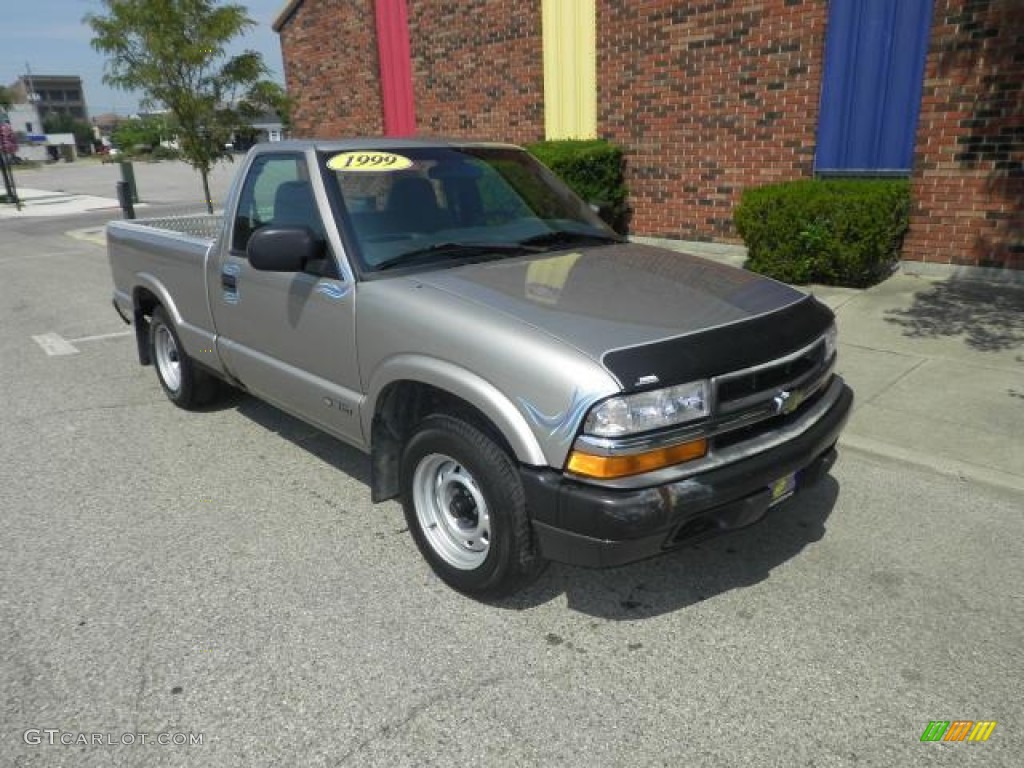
[154,324,182,393]
[412,453,490,570]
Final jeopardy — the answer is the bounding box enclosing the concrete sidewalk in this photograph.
[639,236,1024,493]
[0,187,122,218]
[815,275,1024,493]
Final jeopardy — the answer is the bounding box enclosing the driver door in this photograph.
[211,153,364,447]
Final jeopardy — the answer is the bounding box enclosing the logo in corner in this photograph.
[920,720,996,743]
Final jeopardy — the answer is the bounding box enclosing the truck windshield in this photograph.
[318,146,621,273]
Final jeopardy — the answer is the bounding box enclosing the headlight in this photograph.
[584,380,709,437]
[823,323,838,362]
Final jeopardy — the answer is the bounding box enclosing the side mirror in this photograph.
[247,226,325,272]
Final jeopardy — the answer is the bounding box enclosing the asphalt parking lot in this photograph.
[1,163,1022,767]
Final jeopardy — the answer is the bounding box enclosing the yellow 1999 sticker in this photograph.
[327,151,414,172]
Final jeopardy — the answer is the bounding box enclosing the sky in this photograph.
[1,0,288,116]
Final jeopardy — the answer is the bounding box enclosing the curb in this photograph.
[839,433,1024,496]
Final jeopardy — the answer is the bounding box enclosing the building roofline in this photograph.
[12,74,84,83]
[272,0,304,32]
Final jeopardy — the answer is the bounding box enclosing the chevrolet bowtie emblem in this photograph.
[774,389,805,415]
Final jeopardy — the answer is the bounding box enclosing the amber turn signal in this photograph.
[566,439,708,479]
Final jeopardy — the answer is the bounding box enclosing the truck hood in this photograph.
[411,242,834,389]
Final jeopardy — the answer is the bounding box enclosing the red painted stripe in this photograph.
[374,0,416,136]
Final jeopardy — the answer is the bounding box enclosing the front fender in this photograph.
[364,354,548,467]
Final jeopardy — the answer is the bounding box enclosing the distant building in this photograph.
[8,75,89,122]
[0,101,47,162]
[249,112,285,144]
[2,102,43,138]
[91,112,124,136]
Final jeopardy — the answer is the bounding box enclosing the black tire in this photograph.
[148,306,220,409]
[400,414,546,597]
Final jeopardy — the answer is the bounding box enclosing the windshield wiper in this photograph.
[375,241,539,272]
[517,230,623,250]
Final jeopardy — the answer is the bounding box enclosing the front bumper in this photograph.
[521,379,853,568]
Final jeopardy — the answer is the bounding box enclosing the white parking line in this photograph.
[68,330,134,344]
[66,227,108,247]
[33,330,134,356]
[32,333,80,356]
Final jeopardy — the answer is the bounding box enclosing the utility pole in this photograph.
[24,62,40,120]
[25,62,35,99]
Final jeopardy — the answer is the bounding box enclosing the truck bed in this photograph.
[107,215,224,362]
[126,214,223,243]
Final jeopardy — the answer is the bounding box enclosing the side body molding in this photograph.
[364,354,548,467]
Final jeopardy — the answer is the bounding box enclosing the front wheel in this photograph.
[148,306,220,409]
[401,415,545,597]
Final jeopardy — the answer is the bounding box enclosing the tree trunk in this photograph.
[201,169,213,214]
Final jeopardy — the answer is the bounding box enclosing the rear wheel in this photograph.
[149,306,220,409]
[401,414,545,597]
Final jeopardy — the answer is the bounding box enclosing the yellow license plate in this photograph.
[769,473,797,506]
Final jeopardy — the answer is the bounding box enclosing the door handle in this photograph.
[221,272,238,290]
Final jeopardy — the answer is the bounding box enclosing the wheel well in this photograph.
[369,381,514,503]
[132,287,161,365]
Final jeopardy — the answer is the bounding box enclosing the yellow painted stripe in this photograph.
[968,721,997,742]
[542,0,597,140]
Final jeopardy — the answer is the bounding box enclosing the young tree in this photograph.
[87,0,277,213]
[111,115,171,155]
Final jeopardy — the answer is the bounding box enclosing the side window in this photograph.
[232,155,326,252]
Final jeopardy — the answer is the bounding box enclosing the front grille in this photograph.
[715,339,828,414]
[713,383,829,450]
[709,337,833,449]
[716,346,823,406]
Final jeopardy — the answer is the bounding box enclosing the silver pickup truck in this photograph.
[107,139,852,597]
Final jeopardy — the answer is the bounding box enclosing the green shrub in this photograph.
[734,179,910,287]
[150,144,181,161]
[526,139,630,234]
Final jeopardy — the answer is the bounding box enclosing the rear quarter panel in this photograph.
[107,220,220,367]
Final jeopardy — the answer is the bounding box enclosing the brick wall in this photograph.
[279,0,384,137]
[596,0,827,241]
[408,0,544,144]
[278,0,1022,268]
[903,0,1023,270]
[279,0,543,144]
